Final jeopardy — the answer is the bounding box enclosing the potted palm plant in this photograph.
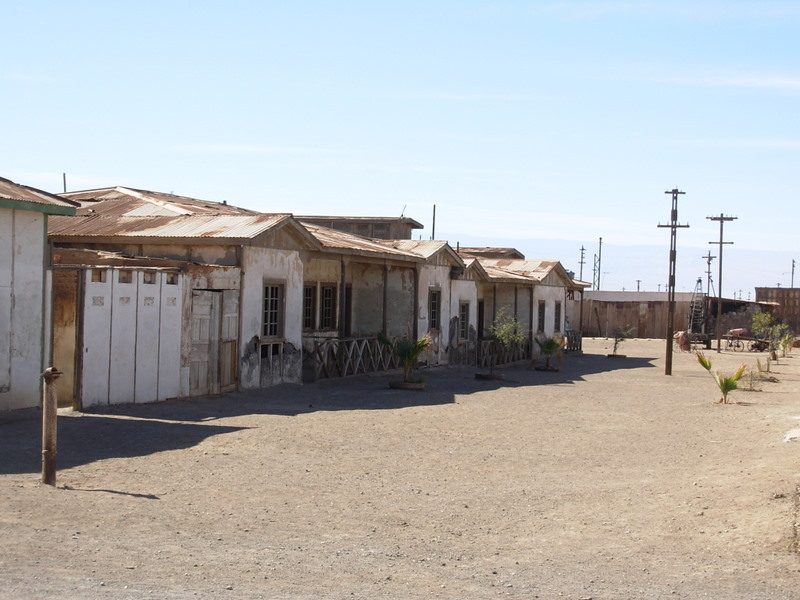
[379,332,432,390]
[533,335,564,371]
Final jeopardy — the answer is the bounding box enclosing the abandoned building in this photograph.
[0,177,76,410]
[0,176,589,410]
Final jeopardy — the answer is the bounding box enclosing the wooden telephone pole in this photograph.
[707,213,737,352]
[658,189,689,376]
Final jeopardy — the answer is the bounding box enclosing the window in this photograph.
[428,290,441,331]
[321,285,337,330]
[554,301,562,332]
[90,269,106,283]
[118,270,133,284]
[263,284,284,338]
[459,302,470,340]
[166,273,178,285]
[303,285,316,330]
[143,272,156,285]
[537,301,546,333]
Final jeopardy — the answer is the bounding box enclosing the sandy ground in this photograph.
[2,338,800,600]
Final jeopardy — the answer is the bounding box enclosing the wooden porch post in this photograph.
[413,266,419,340]
[41,367,62,486]
[382,263,388,335]
[339,259,347,338]
[529,284,535,351]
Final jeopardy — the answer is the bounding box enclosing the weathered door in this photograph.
[219,289,239,393]
[190,289,239,396]
[51,269,80,408]
[190,290,220,396]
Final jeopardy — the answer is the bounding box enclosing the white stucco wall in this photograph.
[239,247,304,388]
[534,284,567,337]
[418,264,453,366]
[0,208,47,410]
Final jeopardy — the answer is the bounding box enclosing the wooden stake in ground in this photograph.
[41,367,62,486]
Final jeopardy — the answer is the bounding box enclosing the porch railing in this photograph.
[564,331,583,352]
[477,339,530,369]
[310,336,400,381]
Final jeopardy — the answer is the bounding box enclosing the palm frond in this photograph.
[695,352,712,372]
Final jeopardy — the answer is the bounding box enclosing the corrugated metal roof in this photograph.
[376,239,464,265]
[0,176,78,211]
[61,186,255,217]
[478,258,586,289]
[458,247,526,259]
[304,223,422,261]
[49,214,293,240]
[480,258,559,282]
[300,215,424,228]
[480,263,534,283]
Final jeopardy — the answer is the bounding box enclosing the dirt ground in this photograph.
[2,338,800,599]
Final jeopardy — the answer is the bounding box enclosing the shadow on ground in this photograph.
[0,350,655,474]
[0,411,247,476]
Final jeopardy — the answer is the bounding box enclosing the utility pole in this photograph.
[792,259,796,288]
[658,188,689,376]
[636,279,641,292]
[578,246,586,281]
[707,213,737,353]
[592,237,603,291]
[702,251,716,296]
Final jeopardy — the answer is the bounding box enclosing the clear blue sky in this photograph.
[4,1,798,296]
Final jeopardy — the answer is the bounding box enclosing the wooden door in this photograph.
[190,290,220,396]
[51,269,80,408]
[219,289,239,392]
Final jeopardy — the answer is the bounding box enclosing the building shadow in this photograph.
[0,411,246,475]
[0,349,657,474]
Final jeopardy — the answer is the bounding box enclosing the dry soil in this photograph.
[2,338,800,599]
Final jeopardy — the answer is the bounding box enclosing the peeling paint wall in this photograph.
[347,261,385,336]
[386,266,416,336]
[534,284,566,337]
[240,246,304,388]
[448,279,479,365]
[418,264,454,366]
[0,208,48,410]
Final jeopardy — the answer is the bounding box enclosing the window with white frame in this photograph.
[302,285,316,330]
[263,284,284,338]
[458,302,470,340]
[537,301,546,333]
[554,301,562,332]
[428,289,441,331]
[320,285,337,330]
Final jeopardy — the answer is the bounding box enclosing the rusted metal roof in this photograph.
[481,258,559,282]
[300,215,424,228]
[303,223,422,262]
[49,213,294,241]
[480,263,534,283]
[458,247,526,259]
[61,186,254,217]
[0,176,77,213]
[479,258,587,290]
[376,239,464,266]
